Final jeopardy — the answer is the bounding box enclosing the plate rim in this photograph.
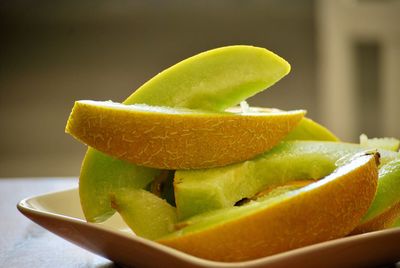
[17,187,400,267]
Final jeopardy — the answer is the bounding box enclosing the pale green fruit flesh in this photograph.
[125,45,290,112]
[361,158,400,223]
[172,184,310,236]
[356,135,400,230]
[110,188,177,240]
[79,149,160,222]
[79,45,291,222]
[360,134,400,151]
[174,141,399,220]
[284,117,339,141]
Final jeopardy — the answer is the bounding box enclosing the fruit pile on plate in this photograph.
[65,46,400,262]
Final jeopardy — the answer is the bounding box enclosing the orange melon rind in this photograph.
[66,100,305,170]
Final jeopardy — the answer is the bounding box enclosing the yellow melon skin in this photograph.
[157,154,378,262]
[66,101,305,170]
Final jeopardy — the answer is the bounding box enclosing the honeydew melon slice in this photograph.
[125,45,290,111]
[67,101,305,169]
[174,141,399,220]
[110,188,177,240]
[352,158,400,233]
[159,153,378,261]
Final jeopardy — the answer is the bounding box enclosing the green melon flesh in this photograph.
[356,135,400,229]
[80,150,160,222]
[171,183,311,237]
[360,134,400,151]
[79,45,291,222]
[125,45,290,112]
[110,188,177,240]
[361,158,400,223]
[284,117,339,141]
[174,141,399,220]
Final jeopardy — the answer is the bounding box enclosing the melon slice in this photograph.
[67,101,305,169]
[353,158,400,233]
[159,153,379,262]
[174,141,399,220]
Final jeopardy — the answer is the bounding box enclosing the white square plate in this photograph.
[18,188,400,268]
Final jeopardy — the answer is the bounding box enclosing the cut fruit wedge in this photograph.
[158,153,379,262]
[79,149,160,222]
[174,141,399,220]
[110,188,177,240]
[66,100,305,169]
[125,45,291,112]
[352,158,400,234]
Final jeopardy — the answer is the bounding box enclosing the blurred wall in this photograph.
[316,0,400,142]
[0,1,317,177]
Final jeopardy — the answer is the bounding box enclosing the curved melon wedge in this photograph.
[66,100,305,169]
[126,45,290,111]
[110,188,177,240]
[158,153,379,262]
[174,141,399,220]
[352,158,400,234]
[79,149,160,222]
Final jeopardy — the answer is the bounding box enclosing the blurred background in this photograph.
[1,0,399,177]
